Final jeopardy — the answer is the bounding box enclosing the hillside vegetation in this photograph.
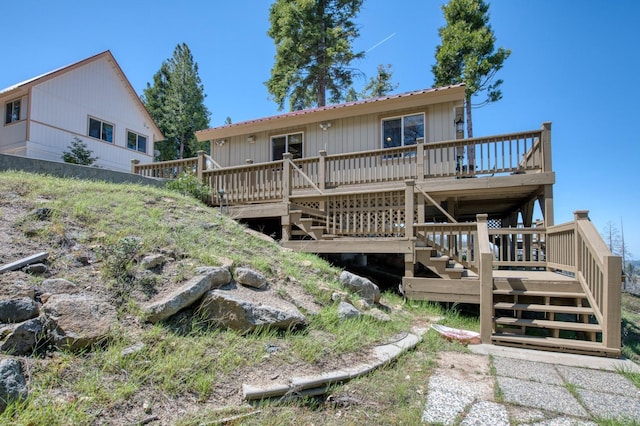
[0,170,474,425]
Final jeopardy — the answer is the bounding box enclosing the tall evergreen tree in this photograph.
[432,0,510,137]
[143,43,210,160]
[266,0,364,111]
[361,64,398,99]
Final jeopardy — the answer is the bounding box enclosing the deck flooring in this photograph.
[492,270,575,281]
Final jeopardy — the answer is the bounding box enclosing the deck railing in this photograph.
[547,211,622,349]
[414,222,479,272]
[132,124,551,204]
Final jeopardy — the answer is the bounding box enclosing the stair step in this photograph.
[493,289,586,298]
[491,333,619,356]
[493,303,594,315]
[494,317,601,332]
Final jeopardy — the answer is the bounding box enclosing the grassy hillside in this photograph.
[0,171,473,425]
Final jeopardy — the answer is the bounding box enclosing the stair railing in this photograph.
[547,210,622,350]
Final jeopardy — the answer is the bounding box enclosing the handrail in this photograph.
[132,156,198,179]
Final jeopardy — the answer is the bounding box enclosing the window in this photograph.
[382,113,424,148]
[88,117,114,143]
[127,130,147,153]
[271,132,303,160]
[4,99,21,124]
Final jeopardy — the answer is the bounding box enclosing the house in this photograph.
[0,51,163,172]
[134,85,622,358]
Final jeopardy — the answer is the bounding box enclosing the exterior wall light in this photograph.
[215,139,226,146]
[319,122,332,131]
[247,135,256,144]
[455,116,464,135]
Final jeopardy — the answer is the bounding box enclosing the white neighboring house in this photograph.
[0,50,163,172]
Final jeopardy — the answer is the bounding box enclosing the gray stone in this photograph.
[142,267,231,323]
[337,301,360,320]
[339,271,380,304]
[23,263,47,275]
[363,308,391,322]
[0,298,39,323]
[235,267,267,289]
[44,294,117,351]
[141,254,166,270]
[38,278,80,295]
[121,342,145,358]
[196,266,232,288]
[0,317,47,355]
[0,358,27,413]
[199,290,306,333]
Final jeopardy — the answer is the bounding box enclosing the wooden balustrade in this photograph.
[131,157,199,179]
[202,161,285,204]
[546,222,576,272]
[414,222,479,271]
[489,227,546,268]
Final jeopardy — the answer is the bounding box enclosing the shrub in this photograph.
[166,172,211,202]
[62,137,99,166]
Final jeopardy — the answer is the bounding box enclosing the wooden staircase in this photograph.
[490,275,619,357]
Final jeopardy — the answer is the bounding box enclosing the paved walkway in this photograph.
[422,345,640,425]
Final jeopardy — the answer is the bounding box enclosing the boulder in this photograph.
[142,267,231,323]
[0,298,39,323]
[43,294,117,351]
[235,267,267,289]
[337,301,361,320]
[0,358,27,413]
[0,317,47,355]
[339,271,380,305]
[140,254,166,270]
[38,278,80,296]
[199,290,306,333]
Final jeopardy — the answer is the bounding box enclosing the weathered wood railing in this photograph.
[132,124,551,203]
[546,210,622,349]
[489,227,546,268]
[414,222,479,272]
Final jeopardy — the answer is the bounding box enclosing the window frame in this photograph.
[270,131,304,161]
[126,129,148,154]
[4,98,21,125]
[380,112,425,149]
[87,116,114,143]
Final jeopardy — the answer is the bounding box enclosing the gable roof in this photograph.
[0,50,164,139]
[196,84,465,142]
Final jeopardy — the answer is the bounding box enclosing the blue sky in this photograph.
[3,1,639,259]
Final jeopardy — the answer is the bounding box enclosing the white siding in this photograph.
[27,56,158,171]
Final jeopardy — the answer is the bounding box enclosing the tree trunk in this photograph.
[465,94,475,170]
[317,0,327,107]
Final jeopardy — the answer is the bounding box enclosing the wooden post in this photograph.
[603,254,622,349]
[541,122,552,173]
[404,180,415,239]
[130,159,140,174]
[573,210,589,274]
[318,150,327,213]
[196,150,205,182]
[477,214,494,343]
[282,153,292,204]
[416,138,425,182]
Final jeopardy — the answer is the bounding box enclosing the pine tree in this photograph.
[142,43,210,159]
[266,0,364,111]
[61,137,98,166]
[361,64,398,99]
[432,0,510,138]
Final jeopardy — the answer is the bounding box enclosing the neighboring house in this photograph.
[0,51,163,172]
[196,85,465,167]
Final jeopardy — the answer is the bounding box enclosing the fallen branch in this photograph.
[0,252,49,274]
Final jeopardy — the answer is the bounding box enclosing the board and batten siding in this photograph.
[215,100,459,167]
[27,56,158,172]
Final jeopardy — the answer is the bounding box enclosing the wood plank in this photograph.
[494,317,601,332]
[0,252,49,274]
[492,289,586,298]
[493,302,594,315]
[283,239,414,254]
[491,334,620,356]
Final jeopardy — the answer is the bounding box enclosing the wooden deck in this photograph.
[132,123,622,357]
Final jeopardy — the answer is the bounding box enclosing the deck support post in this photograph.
[130,159,140,174]
[282,153,293,241]
[416,138,425,181]
[477,214,493,343]
[196,150,206,183]
[404,180,415,239]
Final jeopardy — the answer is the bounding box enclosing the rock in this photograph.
[339,271,380,305]
[337,301,361,320]
[142,267,231,323]
[38,278,80,296]
[31,207,53,220]
[0,358,28,413]
[121,342,145,358]
[0,317,47,355]
[364,308,391,322]
[23,263,47,275]
[199,290,306,333]
[0,282,34,300]
[0,298,39,323]
[235,268,267,289]
[141,254,166,270]
[44,294,117,351]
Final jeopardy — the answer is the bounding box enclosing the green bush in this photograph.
[166,172,211,202]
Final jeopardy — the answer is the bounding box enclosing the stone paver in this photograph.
[496,376,588,418]
[556,365,640,396]
[493,356,564,385]
[461,401,509,426]
[577,389,640,422]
